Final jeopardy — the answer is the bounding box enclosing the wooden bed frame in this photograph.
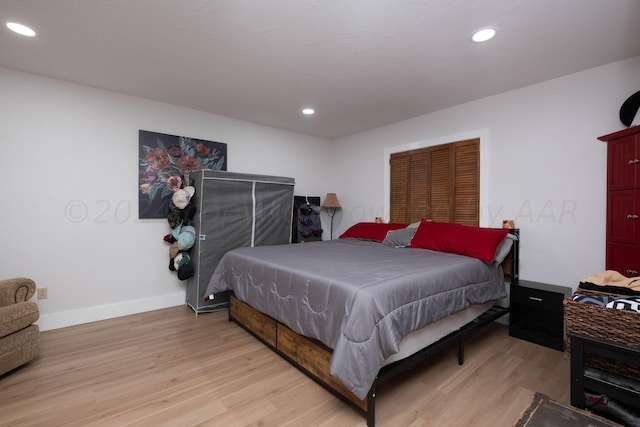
[227,229,519,427]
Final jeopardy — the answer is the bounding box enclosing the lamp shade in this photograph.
[321,193,341,209]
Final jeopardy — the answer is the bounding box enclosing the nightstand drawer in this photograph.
[511,287,565,309]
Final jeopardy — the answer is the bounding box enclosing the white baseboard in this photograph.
[36,292,186,331]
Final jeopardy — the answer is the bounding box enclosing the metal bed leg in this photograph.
[458,335,464,365]
[367,387,376,427]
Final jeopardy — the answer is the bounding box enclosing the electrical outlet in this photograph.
[37,287,48,300]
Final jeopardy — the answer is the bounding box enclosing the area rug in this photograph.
[514,392,620,427]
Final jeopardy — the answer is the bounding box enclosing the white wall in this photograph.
[0,68,335,330]
[332,56,640,288]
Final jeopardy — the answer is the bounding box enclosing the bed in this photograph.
[204,220,519,426]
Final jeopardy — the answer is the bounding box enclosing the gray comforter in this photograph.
[205,239,506,399]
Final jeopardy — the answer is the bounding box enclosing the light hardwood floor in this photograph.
[0,306,570,427]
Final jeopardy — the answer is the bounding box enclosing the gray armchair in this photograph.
[0,278,40,376]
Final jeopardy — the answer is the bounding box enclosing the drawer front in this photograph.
[230,297,277,347]
[277,323,367,411]
[510,324,565,351]
[511,287,564,309]
[606,242,640,276]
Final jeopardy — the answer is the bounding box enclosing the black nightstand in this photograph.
[509,280,572,351]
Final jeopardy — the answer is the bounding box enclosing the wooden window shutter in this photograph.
[453,139,479,226]
[408,149,428,223]
[429,144,453,223]
[389,152,409,223]
[389,138,479,226]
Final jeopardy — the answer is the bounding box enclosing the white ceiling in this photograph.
[1,0,639,140]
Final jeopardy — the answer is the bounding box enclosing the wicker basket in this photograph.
[564,288,640,380]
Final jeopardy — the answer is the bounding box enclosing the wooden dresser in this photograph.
[598,126,640,277]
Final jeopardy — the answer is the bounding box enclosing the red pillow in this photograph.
[408,220,508,263]
[339,222,407,241]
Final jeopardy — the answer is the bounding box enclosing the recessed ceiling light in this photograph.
[471,27,496,43]
[302,108,315,115]
[6,22,36,37]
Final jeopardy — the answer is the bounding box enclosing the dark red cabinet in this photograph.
[606,242,640,277]
[599,127,640,277]
[607,135,638,190]
[607,189,640,243]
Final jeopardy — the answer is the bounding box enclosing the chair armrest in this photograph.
[0,278,36,307]
[0,301,39,339]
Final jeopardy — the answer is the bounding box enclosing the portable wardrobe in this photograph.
[185,170,295,313]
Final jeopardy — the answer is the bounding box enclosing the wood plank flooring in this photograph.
[0,306,570,427]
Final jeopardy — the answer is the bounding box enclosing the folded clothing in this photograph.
[579,282,640,296]
[573,293,640,313]
[580,270,640,294]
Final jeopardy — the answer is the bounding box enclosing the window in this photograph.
[389,139,479,225]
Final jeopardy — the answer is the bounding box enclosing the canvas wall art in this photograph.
[138,130,227,219]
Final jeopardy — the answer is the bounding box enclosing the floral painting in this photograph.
[138,130,227,219]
